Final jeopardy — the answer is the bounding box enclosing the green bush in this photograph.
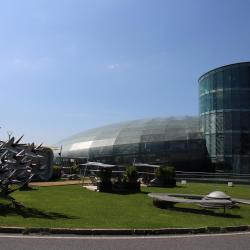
[99,169,112,182]
[98,169,113,192]
[51,165,62,180]
[123,165,138,183]
[70,165,79,174]
[122,166,140,192]
[155,165,176,187]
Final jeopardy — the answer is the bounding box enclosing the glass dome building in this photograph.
[56,117,209,171]
[199,62,250,173]
[55,62,250,174]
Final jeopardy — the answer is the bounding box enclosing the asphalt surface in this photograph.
[0,232,250,250]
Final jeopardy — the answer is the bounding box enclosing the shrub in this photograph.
[123,166,140,192]
[155,165,176,187]
[98,169,113,192]
[70,165,79,174]
[123,165,138,183]
[99,169,112,182]
[51,165,62,180]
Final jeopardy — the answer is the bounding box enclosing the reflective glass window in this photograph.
[231,90,240,109]
[210,134,216,156]
[216,133,224,155]
[200,81,205,95]
[223,90,231,109]
[224,112,232,130]
[141,142,166,153]
[169,141,187,152]
[205,135,211,155]
[232,112,240,130]
[211,92,217,110]
[216,112,223,132]
[203,77,209,92]
[239,67,248,88]
[231,67,239,88]
[210,114,216,133]
[224,134,232,155]
[188,140,203,152]
[89,146,113,157]
[216,91,223,110]
[247,66,250,88]
[223,69,231,89]
[240,133,250,154]
[206,75,212,91]
[217,71,223,89]
[232,134,240,154]
[240,91,249,109]
[212,73,217,90]
[205,114,210,133]
[200,115,205,132]
[199,96,204,113]
[240,112,250,130]
[113,143,139,155]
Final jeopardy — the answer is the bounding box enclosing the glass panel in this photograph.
[200,115,205,133]
[200,81,205,95]
[240,91,249,109]
[89,146,113,157]
[224,112,232,130]
[216,133,224,155]
[200,96,204,113]
[203,77,209,92]
[232,134,240,154]
[231,67,239,88]
[240,133,250,154]
[141,142,166,153]
[210,134,216,156]
[247,66,250,88]
[206,74,212,91]
[224,134,232,155]
[216,91,223,110]
[212,92,217,110]
[217,70,223,89]
[232,112,240,130]
[216,112,223,132]
[212,72,217,90]
[113,143,139,155]
[210,113,216,133]
[223,69,231,89]
[240,112,250,130]
[223,90,231,109]
[141,134,166,143]
[205,135,211,155]
[169,141,187,152]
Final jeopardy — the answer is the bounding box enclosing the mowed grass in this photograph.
[0,183,249,229]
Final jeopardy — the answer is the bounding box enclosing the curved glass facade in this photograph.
[199,62,250,173]
[56,117,209,171]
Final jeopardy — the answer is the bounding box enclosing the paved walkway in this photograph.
[29,180,81,187]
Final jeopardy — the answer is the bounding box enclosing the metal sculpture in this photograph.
[148,191,250,213]
[0,135,49,207]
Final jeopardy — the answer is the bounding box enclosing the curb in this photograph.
[0,226,249,236]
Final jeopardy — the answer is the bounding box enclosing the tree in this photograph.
[155,165,176,187]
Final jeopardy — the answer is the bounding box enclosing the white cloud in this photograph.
[106,63,120,70]
[12,56,50,70]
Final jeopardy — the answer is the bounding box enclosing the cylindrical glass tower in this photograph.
[199,62,250,174]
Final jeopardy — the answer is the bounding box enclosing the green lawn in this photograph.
[0,183,249,229]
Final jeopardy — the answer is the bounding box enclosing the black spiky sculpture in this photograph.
[0,136,48,207]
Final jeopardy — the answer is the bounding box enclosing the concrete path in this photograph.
[29,180,81,187]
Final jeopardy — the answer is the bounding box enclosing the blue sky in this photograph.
[0,0,250,145]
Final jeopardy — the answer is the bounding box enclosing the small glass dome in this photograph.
[205,191,231,200]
